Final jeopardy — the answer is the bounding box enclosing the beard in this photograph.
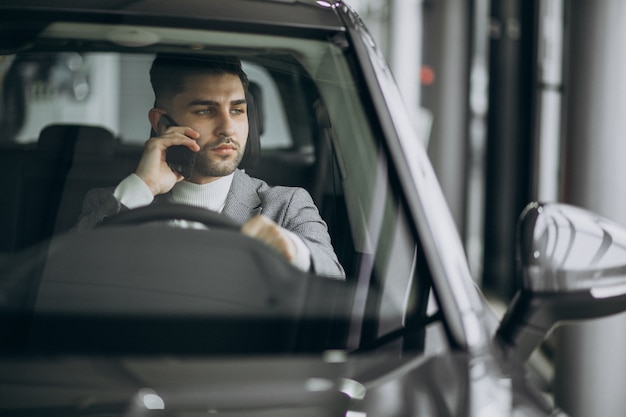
[192,140,244,178]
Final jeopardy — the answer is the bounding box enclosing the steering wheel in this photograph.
[98,203,240,230]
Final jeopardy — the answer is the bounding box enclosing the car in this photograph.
[1,1,626,416]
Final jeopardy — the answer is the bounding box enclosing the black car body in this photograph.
[1,1,626,416]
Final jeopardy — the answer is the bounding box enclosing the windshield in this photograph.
[0,20,447,359]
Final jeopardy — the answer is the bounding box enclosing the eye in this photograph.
[231,107,246,115]
[196,108,215,116]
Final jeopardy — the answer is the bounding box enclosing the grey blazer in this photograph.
[76,169,345,279]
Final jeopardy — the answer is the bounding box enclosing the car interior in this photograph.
[0,52,355,271]
[0,46,440,359]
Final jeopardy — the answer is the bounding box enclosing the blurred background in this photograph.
[349,1,626,416]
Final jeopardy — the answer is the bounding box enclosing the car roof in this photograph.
[0,0,347,34]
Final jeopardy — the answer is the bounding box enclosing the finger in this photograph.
[182,127,201,140]
[160,126,200,140]
[149,131,200,152]
[241,215,268,237]
[242,216,296,261]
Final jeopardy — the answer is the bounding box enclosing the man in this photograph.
[76,54,345,279]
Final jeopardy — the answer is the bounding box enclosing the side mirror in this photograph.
[496,202,626,361]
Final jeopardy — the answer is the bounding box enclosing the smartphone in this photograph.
[160,114,196,179]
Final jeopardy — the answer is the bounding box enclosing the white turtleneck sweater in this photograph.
[113,173,311,271]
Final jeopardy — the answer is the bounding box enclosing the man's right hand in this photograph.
[135,126,200,196]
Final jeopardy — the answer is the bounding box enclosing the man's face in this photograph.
[168,72,249,182]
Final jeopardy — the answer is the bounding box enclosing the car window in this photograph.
[0,21,450,357]
[2,53,294,149]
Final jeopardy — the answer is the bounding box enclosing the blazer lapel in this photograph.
[222,169,262,225]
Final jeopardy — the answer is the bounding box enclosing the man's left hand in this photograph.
[241,215,297,262]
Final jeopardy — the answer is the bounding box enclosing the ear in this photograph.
[148,108,166,136]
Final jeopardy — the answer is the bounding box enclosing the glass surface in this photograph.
[0,21,444,356]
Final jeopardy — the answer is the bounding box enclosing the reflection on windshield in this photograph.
[0,34,434,357]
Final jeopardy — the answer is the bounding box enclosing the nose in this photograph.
[214,108,236,138]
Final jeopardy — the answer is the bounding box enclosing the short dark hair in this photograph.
[150,54,249,105]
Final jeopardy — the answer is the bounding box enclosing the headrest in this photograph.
[38,124,115,157]
[239,89,261,170]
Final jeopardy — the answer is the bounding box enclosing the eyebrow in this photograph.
[187,99,247,107]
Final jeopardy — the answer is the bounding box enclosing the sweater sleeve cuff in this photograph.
[113,174,154,209]
[282,229,312,272]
